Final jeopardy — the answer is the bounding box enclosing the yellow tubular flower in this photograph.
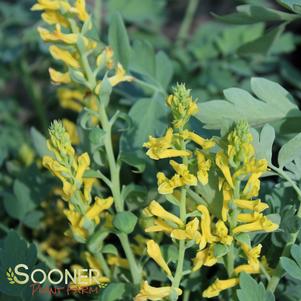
[49,68,71,84]
[107,256,129,268]
[170,160,197,186]
[83,196,113,224]
[242,174,261,198]
[216,151,234,188]
[38,25,78,44]
[234,199,269,212]
[147,240,172,276]
[233,216,279,234]
[235,243,262,274]
[49,45,80,69]
[221,183,232,222]
[73,0,89,21]
[192,246,217,272]
[64,209,87,240]
[157,172,182,195]
[144,128,191,160]
[85,252,101,271]
[202,278,239,298]
[197,205,217,243]
[215,220,233,245]
[181,130,215,150]
[62,119,80,145]
[148,201,184,227]
[41,11,69,27]
[196,151,211,185]
[171,218,203,244]
[58,88,85,112]
[237,212,262,223]
[31,0,71,11]
[145,219,174,233]
[134,281,182,301]
[83,178,96,203]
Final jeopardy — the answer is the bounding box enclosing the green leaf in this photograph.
[0,231,38,298]
[4,180,36,221]
[214,4,297,24]
[251,124,275,163]
[238,24,285,56]
[113,212,138,234]
[119,96,168,160]
[30,127,52,158]
[237,273,275,301]
[99,283,126,301]
[280,257,301,280]
[196,77,301,130]
[213,244,229,257]
[108,12,131,70]
[22,211,44,229]
[119,153,146,173]
[278,133,301,168]
[155,51,173,89]
[278,0,301,13]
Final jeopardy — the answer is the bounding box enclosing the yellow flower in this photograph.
[145,219,174,233]
[216,151,234,188]
[49,68,71,84]
[157,172,182,195]
[242,173,261,198]
[148,201,184,227]
[64,209,87,240]
[41,11,69,27]
[215,220,233,246]
[235,244,261,274]
[75,152,90,182]
[58,88,86,112]
[83,178,96,203]
[196,150,211,185]
[144,128,191,160]
[134,281,182,301]
[83,196,113,224]
[202,278,239,298]
[49,45,80,69]
[38,25,78,44]
[197,205,217,243]
[31,0,71,11]
[237,212,262,223]
[192,246,217,272]
[147,240,172,276]
[170,160,197,186]
[221,183,232,222]
[62,119,80,144]
[85,252,101,271]
[234,199,269,213]
[171,218,205,247]
[107,255,129,268]
[181,130,215,149]
[73,0,89,21]
[233,216,279,234]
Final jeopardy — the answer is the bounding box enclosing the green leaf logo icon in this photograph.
[6,267,18,285]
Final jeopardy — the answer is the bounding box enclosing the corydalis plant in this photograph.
[140,85,278,300]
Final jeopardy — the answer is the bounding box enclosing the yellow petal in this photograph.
[49,68,71,84]
[49,45,80,68]
[216,151,234,188]
[147,240,172,276]
[197,205,217,243]
[202,278,239,298]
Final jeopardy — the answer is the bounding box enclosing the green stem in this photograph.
[133,77,166,96]
[267,165,301,292]
[94,0,102,34]
[70,18,142,285]
[176,0,200,47]
[0,223,9,233]
[183,289,191,301]
[96,252,111,278]
[172,188,187,291]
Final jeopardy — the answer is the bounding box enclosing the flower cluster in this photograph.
[42,120,112,243]
[139,85,279,299]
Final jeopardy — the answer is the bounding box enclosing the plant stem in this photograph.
[172,188,187,291]
[70,19,142,285]
[0,223,9,233]
[183,289,191,301]
[176,0,200,47]
[96,252,111,278]
[94,0,102,34]
[267,165,301,292]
